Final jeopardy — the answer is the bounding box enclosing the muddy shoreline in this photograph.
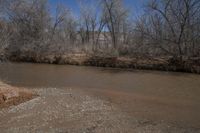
[7,54,200,74]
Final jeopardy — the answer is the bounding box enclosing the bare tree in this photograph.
[4,0,51,58]
[78,0,100,47]
[138,0,200,58]
[49,3,75,53]
[63,14,77,46]
[51,4,68,38]
[101,0,128,50]
[1,0,199,62]
[0,0,14,60]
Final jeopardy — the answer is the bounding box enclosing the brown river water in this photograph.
[0,62,200,129]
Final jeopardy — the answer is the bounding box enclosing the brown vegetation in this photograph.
[8,53,200,74]
[0,82,36,108]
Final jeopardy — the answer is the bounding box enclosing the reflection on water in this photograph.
[0,62,200,128]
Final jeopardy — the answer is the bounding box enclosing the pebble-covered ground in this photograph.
[0,87,199,133]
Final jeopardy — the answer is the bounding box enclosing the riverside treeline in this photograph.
[0,0,200,73]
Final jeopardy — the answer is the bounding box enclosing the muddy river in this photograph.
[0,62,200,129]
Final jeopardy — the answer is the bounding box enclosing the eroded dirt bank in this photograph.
[0,85,200,132]
[9,54,200,74]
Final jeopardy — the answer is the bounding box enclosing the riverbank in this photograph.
[8,54,200,74]
[0,82,36,108]
[0,85,199,133]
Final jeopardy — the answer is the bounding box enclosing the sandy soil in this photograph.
[0,86,199,133]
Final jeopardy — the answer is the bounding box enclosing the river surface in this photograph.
[0,62,200,129]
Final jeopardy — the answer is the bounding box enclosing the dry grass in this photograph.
[0,81,37,108]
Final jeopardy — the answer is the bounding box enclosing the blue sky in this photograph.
[48,0,146,17]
